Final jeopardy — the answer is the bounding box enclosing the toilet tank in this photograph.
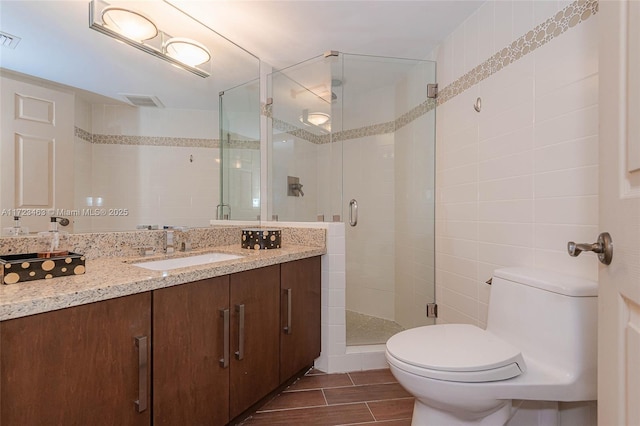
[486,267,597,384]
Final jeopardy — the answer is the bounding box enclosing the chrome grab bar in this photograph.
[349,199,358,227]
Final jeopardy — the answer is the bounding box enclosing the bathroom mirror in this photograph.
[0,0,260,234]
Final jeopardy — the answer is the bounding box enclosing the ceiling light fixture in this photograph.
[101,7,158,42]
[164,37,211,67]
[89,0,211,78]
[300,110,331,127]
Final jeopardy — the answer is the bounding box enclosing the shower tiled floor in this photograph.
[240,368,414,425]
[346,310,405,346]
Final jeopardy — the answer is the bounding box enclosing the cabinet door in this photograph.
[0,292,151,426]
[153,276,230,426]
[229,265,280,419]
[280,256,321,382]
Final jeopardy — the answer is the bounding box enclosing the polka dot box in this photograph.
[241,229,281,250]
[1,252,86,285]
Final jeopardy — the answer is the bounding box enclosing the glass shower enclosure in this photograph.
[268,52,437,345]
[219,79,261,221]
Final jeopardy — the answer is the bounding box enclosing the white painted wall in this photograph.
[434,1,599,326]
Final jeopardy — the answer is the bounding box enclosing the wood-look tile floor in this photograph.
[240,368,414,425]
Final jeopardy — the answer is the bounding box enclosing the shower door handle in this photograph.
[349,199,358,227]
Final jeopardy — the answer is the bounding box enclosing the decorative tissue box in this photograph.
[241,229,281,250]
[1,252,86,285]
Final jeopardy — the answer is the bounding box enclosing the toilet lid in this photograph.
[386,324,525,382]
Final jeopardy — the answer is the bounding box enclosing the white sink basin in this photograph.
[132,252,242,271]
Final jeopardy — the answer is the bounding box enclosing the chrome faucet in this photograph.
[164,230,175,254]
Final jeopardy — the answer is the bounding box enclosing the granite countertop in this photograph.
[0,244,325,322]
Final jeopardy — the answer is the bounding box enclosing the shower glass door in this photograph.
[268,53,436,346]
[341,54,436,345]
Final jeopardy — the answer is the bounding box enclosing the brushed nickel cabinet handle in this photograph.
[219,308,230,368]
[134,336,148,413]
[284,288,293,335]
[235,304,245,360]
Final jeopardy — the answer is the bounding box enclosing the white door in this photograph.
[598,1,640,424]
[0,75,75,233]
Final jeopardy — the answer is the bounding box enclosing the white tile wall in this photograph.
[315,220,391,372]
[89,144,219,231]
[73,138,94,233]
[476,2,496,75]
[91,105,217,139]
[271,136,320,222]
[86,104,220,231]
[435,1,599,326]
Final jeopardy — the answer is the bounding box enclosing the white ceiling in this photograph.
[169,0,485,70]
[0,0,483,109]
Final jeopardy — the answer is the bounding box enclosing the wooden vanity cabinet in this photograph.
[229,264,280,418]
[152,265,281,424]
[0,256,320,426]
[280,256,322,382]
[0,292,151,426]
[152,275,230,426]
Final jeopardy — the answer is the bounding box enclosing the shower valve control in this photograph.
[288,176,304,197]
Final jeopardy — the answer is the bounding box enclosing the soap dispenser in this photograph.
[37,217,69,258]
[1,216,29,236]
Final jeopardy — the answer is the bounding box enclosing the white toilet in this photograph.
[386,267,597,425]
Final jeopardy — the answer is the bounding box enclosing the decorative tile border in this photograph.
[272,117,328,144]
[93,133,219,148]
[266,0,597,145]
[332,120,395,143]
[74,126,259,149]
[271,97,436,145]
[74,126,93,143]
[396,98,436,128]
[437,0,598,105]
[225,140,260,150]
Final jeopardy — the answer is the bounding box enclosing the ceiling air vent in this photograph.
[0,31,21,49]
[121,94,164,108]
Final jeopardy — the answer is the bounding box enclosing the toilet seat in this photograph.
[386,324,526,383]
